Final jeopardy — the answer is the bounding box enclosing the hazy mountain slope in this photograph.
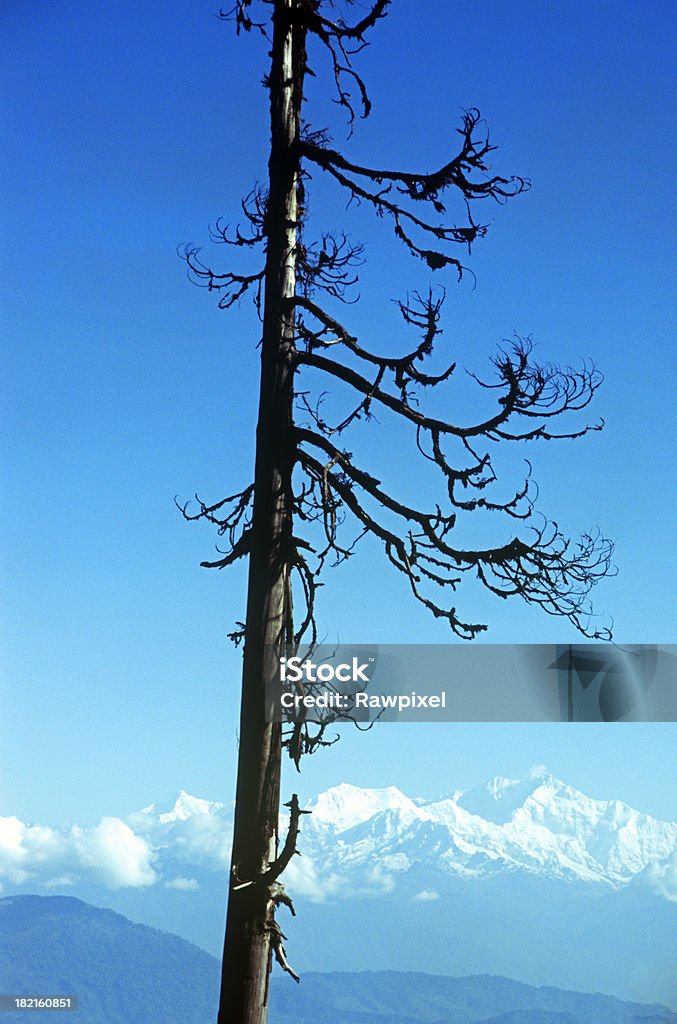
[0,895,219,1024]
[1,897,674,1024]
[292,875,677,1007]
[272,970,677,1024]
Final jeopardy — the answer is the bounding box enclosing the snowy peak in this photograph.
[158,792,220,823]
[456,776,535,824]
[308,783,417,833]
[135,791,226,825]
[126,791,232,875]
[456,771,571,825]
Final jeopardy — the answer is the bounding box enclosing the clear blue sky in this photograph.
[1,2,675,826]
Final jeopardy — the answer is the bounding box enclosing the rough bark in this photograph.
[217,2,306,1021]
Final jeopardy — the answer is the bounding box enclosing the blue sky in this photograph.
[1,1,675,827]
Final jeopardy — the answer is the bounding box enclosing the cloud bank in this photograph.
[0,815,156,891]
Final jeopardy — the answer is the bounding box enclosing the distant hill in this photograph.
[272,972,677,1024]
[0,895,219,1024]
[1,896,675,1024]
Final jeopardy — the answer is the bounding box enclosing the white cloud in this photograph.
[131,810,232,873]
[0,817,68,886]
[0,816,30,885]
[414,889,440,902]
[44,876,75,888]
[645,850,677,902]
[165,876,199,891]
[284,855,345,903]
[364,862,396,894]
[170,816,232,870]
[284,853,400,902]
[71,818,156,889]
[0,815,155,891]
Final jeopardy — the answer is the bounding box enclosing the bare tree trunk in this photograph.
[218,2,305,1021]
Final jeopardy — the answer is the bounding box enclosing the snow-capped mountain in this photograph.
[127,790,233,882]
[112,771,677,901]
[137,791,225,824]
[278,772,677,899]
[1,773,675,900]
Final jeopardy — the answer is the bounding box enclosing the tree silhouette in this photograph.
[179,1,613,1021]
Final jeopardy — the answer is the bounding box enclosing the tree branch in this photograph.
[302,109,528,204]
[179,244,265,311]
[263,794,311,883]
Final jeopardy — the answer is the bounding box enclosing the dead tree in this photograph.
[179,2,614,1021]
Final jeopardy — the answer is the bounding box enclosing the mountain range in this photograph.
[278,772,677,897]
[122,770,677,900]
[1,895,675,1024]
[1,772,675,1007]
[4,771,675,899]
